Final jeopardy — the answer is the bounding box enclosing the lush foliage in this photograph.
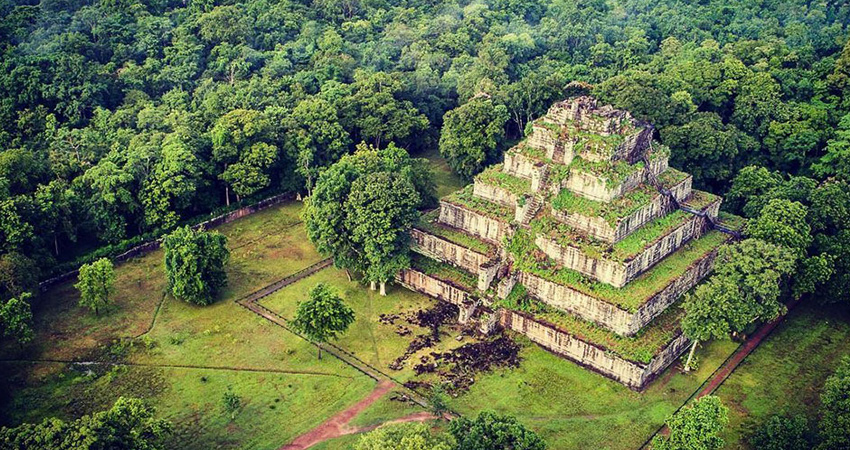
[651,395,728,450]
[304,144,433,284]
[74,257,115,315]
[440,97,509,181]
[0,291,33,346]
[0,397,172,450]
[355,423,453,450]
[449,411,546,450]
[818,356,850,450]
[163,226,229,305]
[749,415,811,450]
[290,282,355,358]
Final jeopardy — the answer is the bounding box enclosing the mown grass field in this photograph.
[715,301,850,449]
[0,201,380,449]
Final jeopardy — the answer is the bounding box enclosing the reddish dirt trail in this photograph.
[279,381,438,450]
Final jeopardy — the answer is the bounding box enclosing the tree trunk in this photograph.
[684,340,698,372]
[225,185,230,207]
[345,269,352,282]
[370,281,376,291]
[379,281,387,296]
[317,346,322,360]
[54,235,59,256]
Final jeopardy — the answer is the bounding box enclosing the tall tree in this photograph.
[211,109,279,204]
[439,96,509,181]
[141,135,201,230]
[681,239,796,370]
[290,283,354,360]
[346,172,419,295]
[449,411,546,450]
[818,356,850,450]
[163,226,229,306]
[0,292,34,347]
[286,97,350,196]
[75,258,115,316]
[651,396,728,450]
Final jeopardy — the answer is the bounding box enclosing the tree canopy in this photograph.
[290,282,355,359]
[163,226,229,306]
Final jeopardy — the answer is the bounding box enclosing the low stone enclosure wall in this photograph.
[534,214,704,288]
[38,192,294,292]
[438,201,511,244]
[410,228,493,274]
[519,246,719,336]
[500,309,689,390]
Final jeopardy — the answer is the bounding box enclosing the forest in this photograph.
[2,0,850,448]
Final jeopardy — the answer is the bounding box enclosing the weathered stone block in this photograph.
[410,228,491,274]
[438,202,511,244]
[473,179,518,208]
[397,268,471,307]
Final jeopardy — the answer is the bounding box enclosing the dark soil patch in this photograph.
[387,302,459,371]
[414,334,521,393]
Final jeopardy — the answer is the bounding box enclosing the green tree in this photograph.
[304,144,433,281]
[211,109,279,204]
[0,292,34,347]
[0,252,39,301]
[346,172,420,295]
[163,226,229,306]
[286,97,350,195]
[818,356,850,450]
[355,422,453,450]
[0,397,172,450]
[812,113,850,182]
[290,283,354,360]
[747,199,812,257]
[141,135,201,230]
[74,258,115,316]
[449,411,546,450]
[439,97,509,181]
[651,396,728,450]
[681,239,796,370]
[750,415,811,450]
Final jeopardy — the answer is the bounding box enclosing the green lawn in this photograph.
[0,201,379,449]
[714,302,850,449]
[447,335,739,450]
[259,267,469,381]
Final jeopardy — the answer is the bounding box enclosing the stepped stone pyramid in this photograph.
[398,96,744,390]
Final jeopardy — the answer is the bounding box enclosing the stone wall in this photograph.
[499,310,686,389]
[473,180,519,208]
[438,201,511,244]
[563,167,645,202]
[669,175,693,202]
[410,228,491,274]
[519,244,719,336]
[503,151,537,180]
[527,125,557,154]
[397,268,472,307]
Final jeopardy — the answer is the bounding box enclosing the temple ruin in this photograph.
[398,96,745,390]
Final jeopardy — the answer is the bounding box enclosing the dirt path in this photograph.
[280,380,437,450]
[639,298,802,448]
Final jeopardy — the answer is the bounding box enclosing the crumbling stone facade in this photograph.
[402,96,742,390]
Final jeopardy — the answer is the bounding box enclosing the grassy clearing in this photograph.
[259,267,468,381]
[714,302,850,449]
[418,147,465,198]
[0,362,374,450]
[448,335,739,450]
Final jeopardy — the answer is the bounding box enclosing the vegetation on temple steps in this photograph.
[163,226,230,306]
[410,253,478,291]
[443,185,514,222]
[682,189,721,210]
[506,228,729,311]
[475,166,532,197]
[569,157,644,189]
[415,210,495,255]
[290,282,355,360]
[550,183,655,227]
[611,210,691,260]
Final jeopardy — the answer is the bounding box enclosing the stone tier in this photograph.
[437,198,512,245]
[500,309,689,390]
[533,212,706,288]
[516,231,728,336]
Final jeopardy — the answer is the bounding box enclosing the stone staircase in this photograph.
[520,194,544,226]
